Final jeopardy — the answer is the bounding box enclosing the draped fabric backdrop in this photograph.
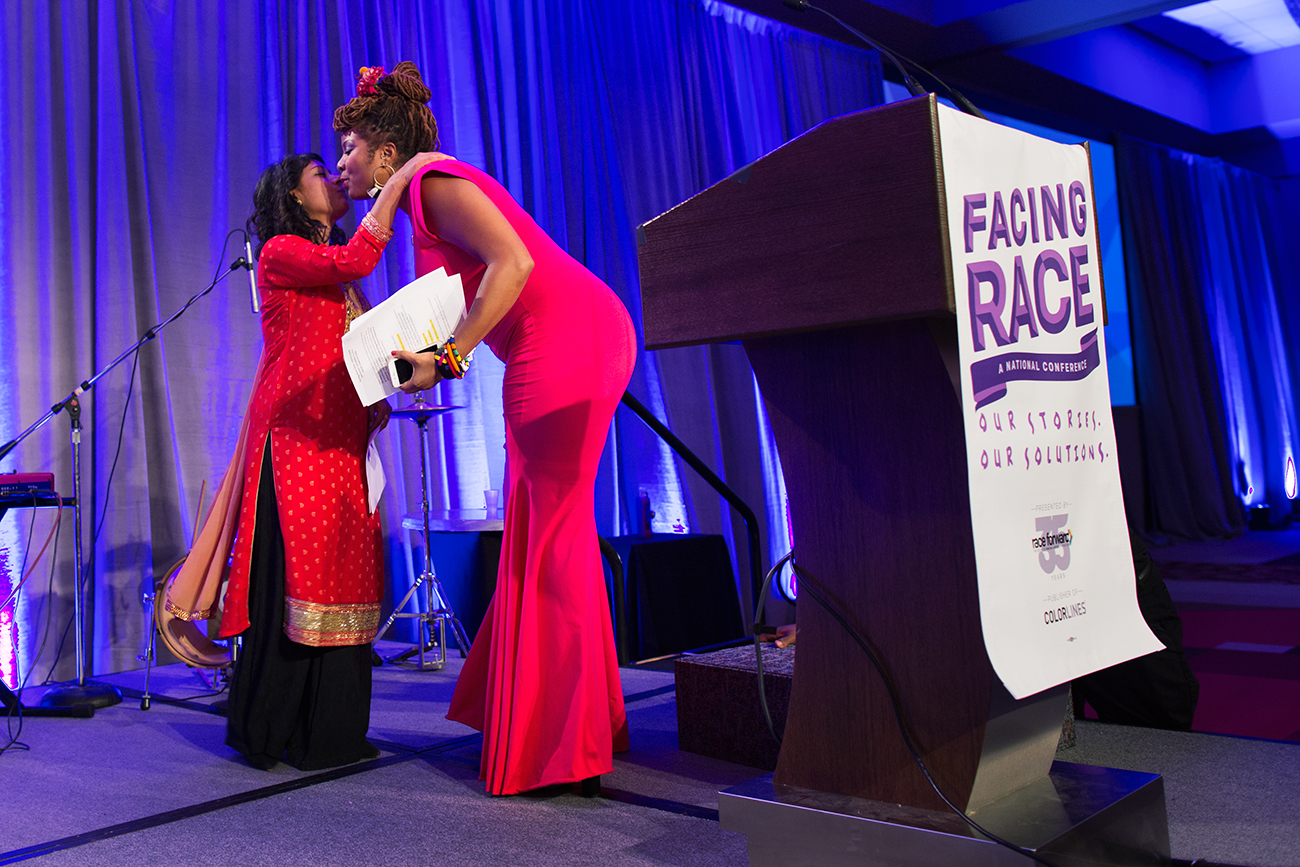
[0,0,881,682]
[1116,137,1300,541]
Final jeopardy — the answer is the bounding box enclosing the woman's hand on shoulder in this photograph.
[396,152,456,186]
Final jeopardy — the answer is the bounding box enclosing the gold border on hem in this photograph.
[165,599,215,622]
[284,596,380,647]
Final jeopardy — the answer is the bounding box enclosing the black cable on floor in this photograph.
[114,685,226,715]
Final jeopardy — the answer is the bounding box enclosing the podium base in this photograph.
[719,761,1170,867]
[38,681,122,710]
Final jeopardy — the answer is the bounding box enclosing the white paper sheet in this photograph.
[936,103,1162,698]
[365,440,385,514]
[342,268,467,406]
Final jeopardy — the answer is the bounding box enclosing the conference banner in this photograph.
[936,104,1163,699]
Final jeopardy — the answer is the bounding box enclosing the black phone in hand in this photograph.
[388,345,438,388]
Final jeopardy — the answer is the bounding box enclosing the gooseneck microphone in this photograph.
[782,0,926,97]
[782,0,987,120]
[243,236,260,314]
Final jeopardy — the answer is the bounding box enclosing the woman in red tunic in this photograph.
[333,63,637,795]
[175,150,435,770]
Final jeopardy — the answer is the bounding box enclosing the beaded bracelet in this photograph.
[435,336,471,380]
[359,213,394,243]
[446,337,469,375]
[434,353,459,380]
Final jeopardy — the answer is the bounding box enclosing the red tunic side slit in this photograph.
[220,226,387,647]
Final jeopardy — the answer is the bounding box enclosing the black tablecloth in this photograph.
[607,533,745,661]
[420,531,744,662]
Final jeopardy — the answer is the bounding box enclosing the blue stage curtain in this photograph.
[0,0,879,679]
[1116,137,1300,540]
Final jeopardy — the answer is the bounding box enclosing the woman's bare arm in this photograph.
[394,173,534,392]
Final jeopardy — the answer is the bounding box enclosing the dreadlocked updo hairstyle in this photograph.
[245,153,346,258]
[332,61,439,161]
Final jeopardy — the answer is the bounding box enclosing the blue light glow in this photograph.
[0,523,18,689]
[1165,1,1300,55]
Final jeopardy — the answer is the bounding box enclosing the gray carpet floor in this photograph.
[1060,720,1300,867]
[3,644,1297,866]
[1,645,751,866]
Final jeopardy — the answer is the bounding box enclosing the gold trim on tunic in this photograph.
[284,596,381,646]
[165,599,216,622]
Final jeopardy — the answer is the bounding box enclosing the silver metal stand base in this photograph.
[38,681,122,710]
[719,761,1170,867]
[385,613,449,671]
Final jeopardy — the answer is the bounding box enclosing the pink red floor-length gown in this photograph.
[413,160,636,795]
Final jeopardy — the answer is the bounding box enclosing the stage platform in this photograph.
[1,642,1297,866]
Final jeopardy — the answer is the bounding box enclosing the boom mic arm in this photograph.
[782,0,987,120]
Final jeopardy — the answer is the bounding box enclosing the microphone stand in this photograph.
[783,0,989,120]
[0,256,251,710]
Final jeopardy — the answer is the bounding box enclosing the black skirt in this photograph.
[225,446,378,770]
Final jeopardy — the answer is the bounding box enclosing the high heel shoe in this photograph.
[580,775,601,798]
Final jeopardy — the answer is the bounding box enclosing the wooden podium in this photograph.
[638,96,1170,865]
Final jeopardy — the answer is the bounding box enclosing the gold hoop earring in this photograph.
[368,163,396,198]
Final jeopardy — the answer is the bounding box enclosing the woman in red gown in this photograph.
[333,63,637,795]
[165,149,436,770]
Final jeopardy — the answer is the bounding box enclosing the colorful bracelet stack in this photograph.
[359,212,394,243]
[435,336,471,380]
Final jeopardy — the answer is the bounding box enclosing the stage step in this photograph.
[674,643,794,771]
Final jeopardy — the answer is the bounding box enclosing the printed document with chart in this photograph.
[342,267,467,406]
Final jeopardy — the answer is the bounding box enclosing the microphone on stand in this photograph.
[782,0,987,119]
[782,0,925,96]
[243,237,260,314]
[229,238,260,314]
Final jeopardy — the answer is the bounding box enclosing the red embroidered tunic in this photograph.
[219,226,387,647]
